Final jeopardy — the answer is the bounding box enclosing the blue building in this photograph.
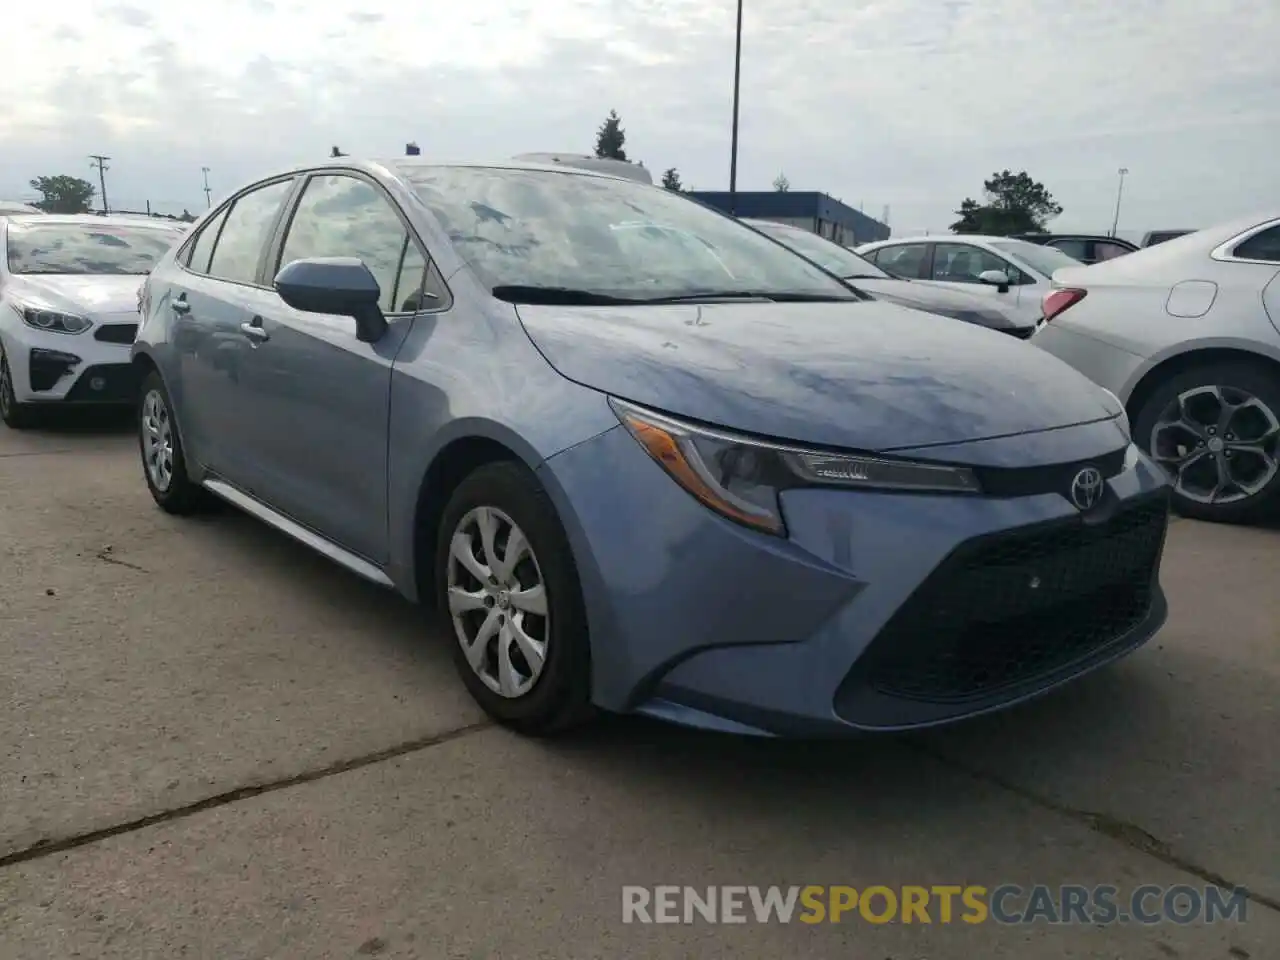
[687,191,889,248]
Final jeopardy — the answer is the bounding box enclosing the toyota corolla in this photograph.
[131,158,1172,737]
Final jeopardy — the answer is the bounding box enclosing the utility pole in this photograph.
[89,154,110,213]
[201,167,212,207]
[1110,167,1129,237]
[727,0,744,215]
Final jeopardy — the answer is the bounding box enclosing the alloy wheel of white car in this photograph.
[1134,361,1280,523]
[446,505,551,698]
[1150,384,1280,506]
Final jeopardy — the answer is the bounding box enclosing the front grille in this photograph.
[94,323,138,344]
[847,495,1168,704]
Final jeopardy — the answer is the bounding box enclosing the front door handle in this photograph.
[239,317,269,342]
[170,296,190,315]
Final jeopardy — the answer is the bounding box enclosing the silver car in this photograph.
[1032,211,1280,524]
[857,235,1083,327]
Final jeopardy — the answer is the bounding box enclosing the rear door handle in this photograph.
[170,296,190,315]
[239,317,269,342]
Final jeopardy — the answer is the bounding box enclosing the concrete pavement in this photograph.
[1,415,1276,958]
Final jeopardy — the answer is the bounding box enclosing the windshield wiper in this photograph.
[635,290,854,304]
[844,273,894,281]
[489,285,854,306]
[491,285,638,306]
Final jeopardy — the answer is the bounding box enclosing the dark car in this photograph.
[743,218,1036,337]
[1012,233,1138,265]
[1141,229,1195,247]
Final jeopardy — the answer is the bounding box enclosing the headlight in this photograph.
[610,398,981,536]
[11,300,92,335]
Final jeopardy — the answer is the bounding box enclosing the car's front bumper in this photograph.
[538,421,1171,737]
[2,315,139,405]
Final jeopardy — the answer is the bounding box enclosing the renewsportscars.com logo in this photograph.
[622,884,1250,926]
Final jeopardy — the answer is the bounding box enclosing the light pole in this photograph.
[1110,167,1128,237]
[728,0,744,215]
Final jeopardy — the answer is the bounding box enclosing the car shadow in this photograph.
[23,406,134,434]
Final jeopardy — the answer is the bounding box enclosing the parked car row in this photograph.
[0,155,1264,742]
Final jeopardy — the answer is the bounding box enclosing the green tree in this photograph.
[594,110,627,161]
[28,175,96,214]
[950,170,1062,234]
[661,167,683,191]
[773,172,790,192]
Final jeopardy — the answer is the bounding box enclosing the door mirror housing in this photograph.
[977,269,1010,292]
[274,257,388,343]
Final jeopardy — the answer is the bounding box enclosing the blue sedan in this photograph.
[132,158,1171,737]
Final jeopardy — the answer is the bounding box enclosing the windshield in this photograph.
[5,222,182,275]
[746,220,891,280]
[988,239,1082,278]
[396,165,856,300]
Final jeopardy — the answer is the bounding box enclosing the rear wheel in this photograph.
[1133,361,1280,524]
[435,461,594,735]
[0,349,37,429]
[138,370,210,514]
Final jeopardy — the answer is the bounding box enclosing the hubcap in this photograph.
[140,389,175,492]
[446,506,549,698]
[1150,384,1280,505]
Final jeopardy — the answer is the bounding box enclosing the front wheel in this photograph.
[1133,361,1280,524]
[0,350,37,429]
[435,461,594,735]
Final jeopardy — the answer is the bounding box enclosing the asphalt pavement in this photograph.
[1,414,1276,959]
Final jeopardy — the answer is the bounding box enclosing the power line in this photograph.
[201,166,212,208]
[88,154,111,213]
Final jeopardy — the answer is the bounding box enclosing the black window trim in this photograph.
[175,174,301,289]
[1212,218,1280,266]
[267,167,453,316]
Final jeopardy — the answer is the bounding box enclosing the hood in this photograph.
[516,300,1120,453]
[6,275,143,316]
[851,277,1026,331]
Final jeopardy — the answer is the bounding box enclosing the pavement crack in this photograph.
[0,720,492,870]
[94,549,149,572]
[909,740,1280,915]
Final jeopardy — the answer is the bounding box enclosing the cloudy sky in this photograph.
[2,0,1276,238]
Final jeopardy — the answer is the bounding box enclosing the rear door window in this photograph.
[184,208,228,274]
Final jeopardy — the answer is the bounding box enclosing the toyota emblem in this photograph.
[1069,466,1104,511]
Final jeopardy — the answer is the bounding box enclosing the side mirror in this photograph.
[978,269,1010,292]
[274,257,388,343]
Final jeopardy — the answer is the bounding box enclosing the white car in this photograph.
[0,214,185,428]
[1032,210,1280,524]
[855,234,1083,326]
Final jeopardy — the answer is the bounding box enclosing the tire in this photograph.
[0,349,38,429]
[1133,360,1280,524]
[138,370,210,515]
[435,460,594,735]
